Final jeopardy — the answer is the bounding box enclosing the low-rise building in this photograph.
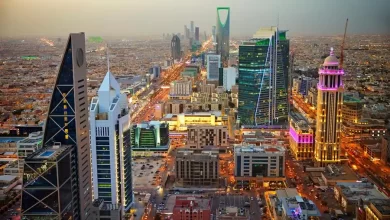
[334,182,388,215]
[267,188,321,220]
[234,144,285,187]
[175,148,219,187]
[320,164,358,186]
[172,196,211,220]
[17,131,43,176]
[217,206,248,220]
[161,111,227,131]
[381,135,390,165]
[364,199,390,220]
[186,125,228,149]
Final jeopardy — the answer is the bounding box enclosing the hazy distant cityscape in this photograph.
[0,2,390,220]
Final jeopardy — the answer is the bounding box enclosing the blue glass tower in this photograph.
[21,33,93,220]
[237,27,289,126]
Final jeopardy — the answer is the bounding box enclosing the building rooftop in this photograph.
[336,182,388,202]
[290,111,311,131]
[133,121,167,129]
[234,144,285,154]
[0,175,17,183]
[18,131,43,144]
[26,143,73,161]
[322,164,358,182]
[369,199,390,216]
[174,196,210,210]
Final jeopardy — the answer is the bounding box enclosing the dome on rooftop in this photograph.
[323,47,339,66]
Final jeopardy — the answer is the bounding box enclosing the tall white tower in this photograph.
[90,71,133,212]
[314,48,344,166]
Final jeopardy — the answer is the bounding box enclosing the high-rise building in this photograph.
[221,67,237,91]
[131,121,170,157]
[237,27,289,126]
[190,21,194,38]
[89,72,133,212]
[216,7,230,66]
[175,148,219,187]
[171,35,181,60]
[186,125,228,149]
[21,33,93,219]
[195,27,199,42]
[149,65,161,78]
[184,25,188,39]
[207,54,221,80]
[314,48,344,166]
[212,26,216,42]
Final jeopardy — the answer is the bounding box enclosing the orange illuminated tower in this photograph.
[314,48,344,166]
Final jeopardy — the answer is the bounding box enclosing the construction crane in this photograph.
[339,18,349,69]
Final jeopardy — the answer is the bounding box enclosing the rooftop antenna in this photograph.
[106,44,110,73]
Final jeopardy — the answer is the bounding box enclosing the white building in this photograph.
[169,79,192,97]
[234,144,285,185]
[207,54,221,80]
[17,131,43,176]
[222,67,237,91]
[90,72,133,213]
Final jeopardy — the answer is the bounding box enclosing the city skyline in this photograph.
[1,0,390,37]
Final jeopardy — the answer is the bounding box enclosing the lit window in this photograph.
[65,134,69,139]
[64,117,68,122]
[65,129,68,134]
[64,105,67,109]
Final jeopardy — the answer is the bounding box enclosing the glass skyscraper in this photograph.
[237,27,289,126]
[21,33,93,219]
[89,71,134,213]
[216,7,230,66]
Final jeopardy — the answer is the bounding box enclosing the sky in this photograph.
[0,0,389,37]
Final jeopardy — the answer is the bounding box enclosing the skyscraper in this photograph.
[90,71,133,212]
[171,35,181,60]
[207,54,221,80]
[216,7,230,66]
[195,27,199,42]
[314,48,344,166]
[212,26,216,42]
[237,27,289,126]
[190,21,194,38]
[184,25,188,39]
[21,33,93,219]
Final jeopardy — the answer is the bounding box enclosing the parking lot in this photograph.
[133,158,167,190]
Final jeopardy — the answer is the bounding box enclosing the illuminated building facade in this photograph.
[289,111,314,161]
[89,72,133,212]
[216,7,230,65]
[237,27,289,126]
[314,48,344,166]
[22,33,93,219]
[130,121,170,156]
[160,111,226,131]
[186,125,228,148]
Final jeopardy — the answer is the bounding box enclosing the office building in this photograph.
[21,33,93,219]
[237,27,289,126]
[267,188,321,220]
[342,95,363,124]
[171,35,181,60]
[221,67,237,91]
[216,7,230,65]
[207,54,221,80]
[289,111,315,161]
[172,196,211,220]
[314,48,344,166]
[299,77,317,96]
[149,65,161,78]
[89,72,133,212]
[186,125,228,149]
[91,199,122,220]
[17,131,43,177]
[169,79,192,98]
[155,103,164,120]
[131,121,170,156]
[175,149,219,187]
[234,144,285,187]
[195,27,199,42]
[160,111,226,131]
[381,135,390,165]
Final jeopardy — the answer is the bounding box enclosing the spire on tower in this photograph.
[330,47,334,56]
